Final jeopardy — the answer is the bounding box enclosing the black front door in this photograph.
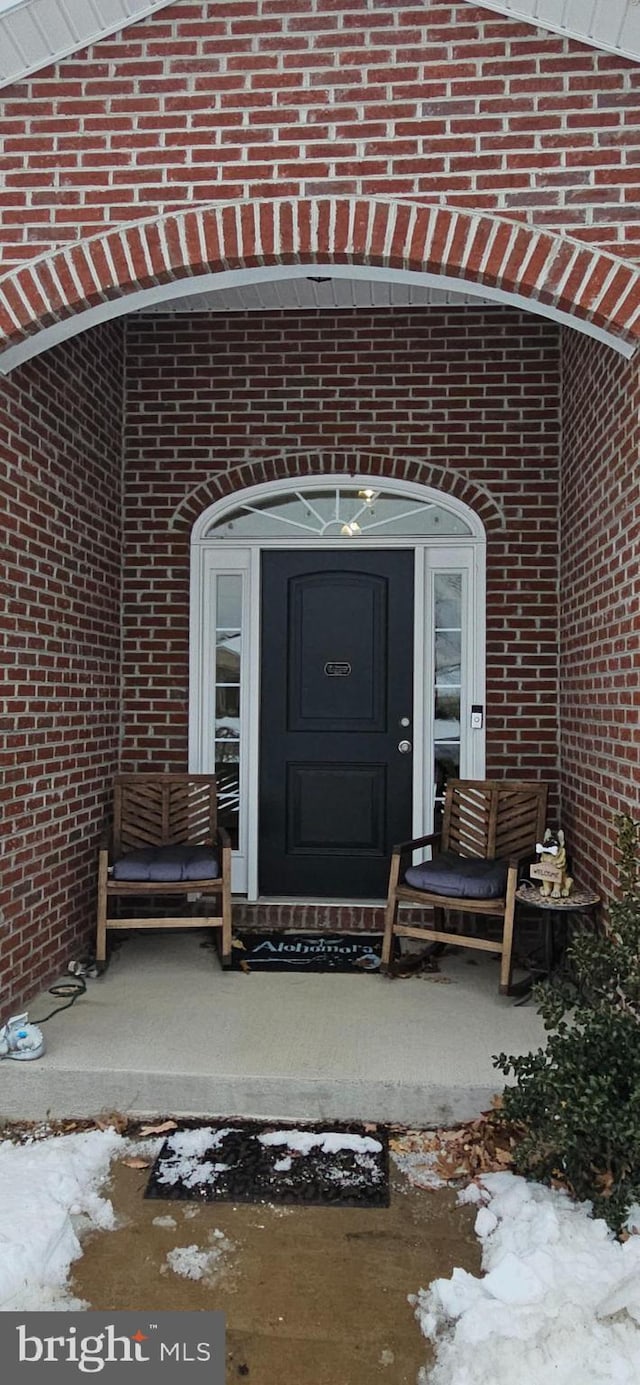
[259,550,414,898]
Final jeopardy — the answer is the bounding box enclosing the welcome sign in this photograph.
[231,931,386,972]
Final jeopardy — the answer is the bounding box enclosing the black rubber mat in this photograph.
[145,1120,389,1207]
[230,932,393,972]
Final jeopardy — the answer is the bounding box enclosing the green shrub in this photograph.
[494,813,640,1233]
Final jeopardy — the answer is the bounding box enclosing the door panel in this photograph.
[259,550,414,898]
[286,762,386,855]
[288,572,386,730]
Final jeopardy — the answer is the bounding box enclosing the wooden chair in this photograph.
[96,774,232,967]
[381,779,548,994]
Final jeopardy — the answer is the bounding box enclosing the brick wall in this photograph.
[122,304,561,785]
[0,323,124,1017]
[560,330,640,899]
[1,0,639,272]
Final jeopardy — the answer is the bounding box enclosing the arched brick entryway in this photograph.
[2,198,640,366]
[170,452,506,535]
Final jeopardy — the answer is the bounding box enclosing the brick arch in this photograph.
[171,452,506,534]
[1,198,640,361]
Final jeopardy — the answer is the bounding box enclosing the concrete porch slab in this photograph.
[0,933,546,1127]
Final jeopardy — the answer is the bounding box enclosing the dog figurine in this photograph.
[535,829,573,899]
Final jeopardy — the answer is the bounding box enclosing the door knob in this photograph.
[398,739,412,753]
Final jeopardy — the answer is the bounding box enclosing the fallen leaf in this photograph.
[138,1119,178,1137]
[240,960,251,974]
[232,937,246,950]
[122,1157,151,1169]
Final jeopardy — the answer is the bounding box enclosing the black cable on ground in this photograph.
[32,977,87,1024]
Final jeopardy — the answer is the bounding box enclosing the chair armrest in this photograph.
[507,850,540,884]
[391,830,442,856]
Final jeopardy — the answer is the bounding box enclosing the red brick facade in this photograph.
[0,324,124,1012]
[122,306,561,779]
[0,1,639,1011]
[559,331,640,899]
[1,1,640,267]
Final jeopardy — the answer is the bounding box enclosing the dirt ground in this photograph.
[71,1159,481,1384]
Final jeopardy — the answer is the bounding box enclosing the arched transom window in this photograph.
[201,483,474,541]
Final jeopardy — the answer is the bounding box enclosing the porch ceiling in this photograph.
[137,277,494,316]
[0,0,638,94]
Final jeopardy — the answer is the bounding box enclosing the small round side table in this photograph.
[513,882,601,998]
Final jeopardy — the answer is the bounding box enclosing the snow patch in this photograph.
[158,1159,230,1190]
[414,1172,640,1384]
[165,1127,238,1159]
[0,1128,123,1311]
[391,1147,447,1191]
[165,1233,233,1284]
[258,1129,382,1156]
[624,1204,640,1234]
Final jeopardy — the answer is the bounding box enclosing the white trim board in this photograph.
[189,476,486,898]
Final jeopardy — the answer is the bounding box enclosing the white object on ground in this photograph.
[165,1233,233,1283]
[414,1171,640,1384]
[164,1127,239,1158]
[0,1013,45,1061]
[259,1129,382,1155]
[0,1129,123,1310]
[391,1147,447,1191]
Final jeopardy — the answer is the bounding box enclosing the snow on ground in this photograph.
[258,1129,382,1155]
[414,1171,640,1385]
[390,1146,447,1191]
[155,1126,238,1191]
[0,1128,124,1311]
[164,1231,234,1284]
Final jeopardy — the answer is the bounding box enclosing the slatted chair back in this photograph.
[113,774,218,857]
[442,780,548,861]
[382,777,550,993]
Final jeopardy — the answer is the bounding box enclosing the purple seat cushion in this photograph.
[404,851,508,900]
[112,844,220,882]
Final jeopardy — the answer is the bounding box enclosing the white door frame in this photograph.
[189,476,486,898]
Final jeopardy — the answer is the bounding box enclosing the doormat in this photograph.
[145,1120,389,1208]
[230,931,394,972]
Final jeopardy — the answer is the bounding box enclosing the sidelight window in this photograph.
[433,572,463,808]
[213,575,242,848]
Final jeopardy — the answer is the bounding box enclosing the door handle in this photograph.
[398,740,412,753]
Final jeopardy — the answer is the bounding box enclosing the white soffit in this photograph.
[465,1,640,64]
[138,277,494,315]
[0,0,172,89]
[0,1,640,92]
[0,264,633,374]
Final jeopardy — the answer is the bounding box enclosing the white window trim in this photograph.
[190,476,486,898]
